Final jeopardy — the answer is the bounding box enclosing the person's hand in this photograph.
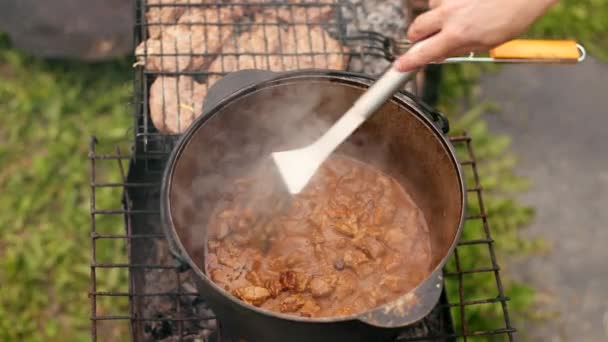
[394,0,558,72]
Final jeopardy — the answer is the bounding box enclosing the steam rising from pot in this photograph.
[170,78,392,261]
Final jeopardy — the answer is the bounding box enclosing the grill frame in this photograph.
[89,134,516,341]
[89,0,515,340]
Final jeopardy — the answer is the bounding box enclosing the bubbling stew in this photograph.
[205,155,432,318]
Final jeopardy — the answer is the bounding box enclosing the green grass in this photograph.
[0,0,606,339]
[0,34,132,341]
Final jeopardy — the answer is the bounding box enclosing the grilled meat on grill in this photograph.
[149,75,218,134]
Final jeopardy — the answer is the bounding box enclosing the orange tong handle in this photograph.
[490,39,581,61]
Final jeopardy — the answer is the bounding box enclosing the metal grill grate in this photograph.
[133,0,400,156]
[90,1,516,340]
[89,134,516,341]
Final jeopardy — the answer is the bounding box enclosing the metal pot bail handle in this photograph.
[427,107,449,134]
[203,70,280,115]
[343,30,394,61]
[413,97,450,134]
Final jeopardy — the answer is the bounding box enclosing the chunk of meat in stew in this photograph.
[280,294,306,313]
[234,286,271,306]
[343,249,369,269]
[309,274,338,298]
[353,236,386,259]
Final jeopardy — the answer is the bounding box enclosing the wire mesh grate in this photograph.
[90,1,515,340]
[133,0,400,155]
[89,134,516,341]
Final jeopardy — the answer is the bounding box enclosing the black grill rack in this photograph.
[90,0,515,340]
[133,0,399,156]
[89,134,516,341]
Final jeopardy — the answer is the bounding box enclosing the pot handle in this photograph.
[422,103,449,134]
[357,268,444,328]
[402,93,449,134]
[203,69,280,115]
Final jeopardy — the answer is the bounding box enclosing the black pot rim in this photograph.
[160,69,467,326]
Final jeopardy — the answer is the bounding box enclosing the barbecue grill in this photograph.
[89,0,516,340]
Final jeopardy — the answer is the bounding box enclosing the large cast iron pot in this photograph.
[161,70,466,342]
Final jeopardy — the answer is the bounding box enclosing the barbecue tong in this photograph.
[272,39,586,195]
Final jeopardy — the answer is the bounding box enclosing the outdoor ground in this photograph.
[481,57,608,340]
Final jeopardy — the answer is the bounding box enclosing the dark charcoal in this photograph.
[126,164,217,341]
